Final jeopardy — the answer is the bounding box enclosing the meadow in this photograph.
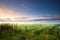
[0,23,60,40]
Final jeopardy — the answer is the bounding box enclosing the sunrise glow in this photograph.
[0,5,24,18]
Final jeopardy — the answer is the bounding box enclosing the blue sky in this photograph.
[0,0,60,24]
[0,0,60,17]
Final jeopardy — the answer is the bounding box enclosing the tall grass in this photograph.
[0,23,60,40]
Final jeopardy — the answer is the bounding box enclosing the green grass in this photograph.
[14,24,55,29]
[0,23,60,40]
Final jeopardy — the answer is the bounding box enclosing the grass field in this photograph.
[0,23,60,40]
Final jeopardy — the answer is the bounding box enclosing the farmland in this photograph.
[0,23,60,40]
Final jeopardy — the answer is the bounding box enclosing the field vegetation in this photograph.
[0,23,60,40]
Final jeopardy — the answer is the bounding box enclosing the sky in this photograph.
[0,0,60,24]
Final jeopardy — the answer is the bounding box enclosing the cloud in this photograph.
[0,17,60,22]
[30,17,60,21]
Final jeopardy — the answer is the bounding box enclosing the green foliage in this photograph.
[0,23,60,40]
